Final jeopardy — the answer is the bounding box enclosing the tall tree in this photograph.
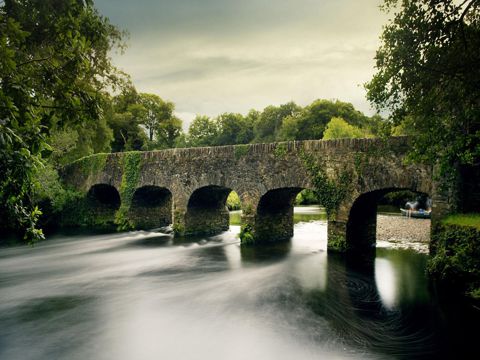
[137,93,175,142]
[215,112,254,145]
[187,115,219,147]
[153,115,183,149]
[0,0,126,242]
[366,0,480,176]
[253,102,301,142]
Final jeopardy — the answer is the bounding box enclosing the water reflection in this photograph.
[375,258,398,309]
[0,206,478,360]
[240,242,292,264]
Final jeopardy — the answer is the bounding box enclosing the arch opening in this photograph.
[254,187,304,242]
[185,185,233,236]
[346,188,431,253]
[227,191,242,226]
[130,186,173,229]
[86,184,121,226]
[87,184,121,210]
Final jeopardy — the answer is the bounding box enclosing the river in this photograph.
[0,206,478,359]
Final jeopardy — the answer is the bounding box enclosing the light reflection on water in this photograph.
[0,207,477,360]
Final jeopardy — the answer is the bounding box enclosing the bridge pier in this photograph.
[240,188,301,244]
[327,220,349,252]
[174,186,231,236]
[128,186,173,230]
[85,184,121,227]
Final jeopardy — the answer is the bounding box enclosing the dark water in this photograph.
[0,207,478,360]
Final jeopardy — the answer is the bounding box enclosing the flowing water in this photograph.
[0,206,478,360]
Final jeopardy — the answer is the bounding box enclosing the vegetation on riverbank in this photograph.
[226,192,241,211]
[442,214,480,230]
[428,221,480,301]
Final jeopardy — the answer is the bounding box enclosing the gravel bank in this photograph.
[376,215,431,253]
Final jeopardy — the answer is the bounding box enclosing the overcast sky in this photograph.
[96,0,389,129]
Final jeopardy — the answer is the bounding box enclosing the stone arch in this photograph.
[129,186,173,229]
[253,187,305,243]
[184,185,237,236]
[87,184,121,225]
[346,187,430,252]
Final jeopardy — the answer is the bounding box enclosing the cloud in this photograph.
[96,0,387,124]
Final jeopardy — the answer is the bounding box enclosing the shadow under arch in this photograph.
[129,185,173,229]
[185,185,237,236]
[86,184,121,226]
[346,188,430,253]
[254,187,309,243]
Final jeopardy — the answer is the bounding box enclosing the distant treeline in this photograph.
[49,88,388,167]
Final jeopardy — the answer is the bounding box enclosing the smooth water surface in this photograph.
[0,207,477,360]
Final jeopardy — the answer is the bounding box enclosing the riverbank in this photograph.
[376,214,430,253]
[428,217,480,301]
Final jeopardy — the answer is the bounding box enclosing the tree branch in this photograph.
[17,56,53,68]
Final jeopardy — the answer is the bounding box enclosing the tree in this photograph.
[366,0,480,176]
[253,102,301,142]
[0,0,126,242]
[215,112,254,145]
[322,117,367,140]
[108,111,147,152]
[48,118,113,166]
[137,93,175,142]
[153,115,183,149]
[187,115,219,147]
[278,99,371,141]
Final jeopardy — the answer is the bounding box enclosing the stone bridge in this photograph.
[61,137,452,252]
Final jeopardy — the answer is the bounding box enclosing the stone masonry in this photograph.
[62,137,452,253]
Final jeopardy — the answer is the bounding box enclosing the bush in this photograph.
[295,189,319,205]
[227,191,241,211]
[428,221,480,299]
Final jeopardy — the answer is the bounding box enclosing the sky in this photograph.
[96,0,389,129]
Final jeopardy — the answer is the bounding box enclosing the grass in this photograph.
[442,213,480,230]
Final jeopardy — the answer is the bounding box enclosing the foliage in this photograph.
[0,0,126,242]
[215,113,254,146]
[187,113,254,147]
[33,162,84,230]
[273,143,288,159]
[115,151,142,230]
[34,163,78,213]
[366,0,480,176]
[187,115,219,147]
[234,144,250,159]
[295,189,319,205]
[152,116,183,150]
[322,117,368,140]
[73,152,108,177]
[137,93,175,142]
[48,119,112,166]
[239,224,255,244]
[254,102,301,142]
[300,151,353,219]
[442,213,480,230]
[278,99,374,141]
[122,92,184,150]
[428,223,480,299]
[226,191,241,211]
[172,210,185,235]
[184,99,377,149]
[105,89,148,152]
[327,233,348,253]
